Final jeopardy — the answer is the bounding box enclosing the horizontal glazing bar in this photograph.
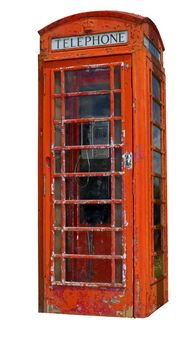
[153,199,166,204]
[52,254,123,259]
[51,281,124,287]
[54,199,123,204]
[152,225,166,229]
[151,147,166,155]
[54,172,125,177]
[151,120,166,130]
[151,174,166,179]
[150,275,167,286]
[54,117,122,124]
[53,144,123,151]
[53,89,121,97]
[54,62,123,70]
[151,250,166,256]
[54,226,123,232]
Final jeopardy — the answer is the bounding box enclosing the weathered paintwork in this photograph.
[38,11,168,317]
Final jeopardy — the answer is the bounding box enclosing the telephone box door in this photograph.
[43,55,133,316]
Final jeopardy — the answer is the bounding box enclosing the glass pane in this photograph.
[55,125,61,146]
[65,122,111,147]
[153,126,161,149]
[152,75,160,100]
[54,258,61,281]
[80,204,111,225]
[79,176,111,200]
[154,203,161,226]
[114,120,121,144]
[154,254,164,278]
[154,229,162,252]
[153,101,161,124]
[114,93,121,116]
[115,204,122,227]
[115,148,122,171]
[115,176,122,199]
[55,205,61,227]
[64,177,111,200]
[114,66,121,89]
[65,258,111,283]
[54,98,61,120]
[65,149,111,172]
[115,260,122,283]
[154,177,161,200]
[64,68,110,92]
[65,231,111,255]
[64,95,110,119]
[54,71,61,94]
[115,232,122,255]
[55,151,61,173]
[153,151,161,174]
[54,231,61,254]
[55,177,61,200]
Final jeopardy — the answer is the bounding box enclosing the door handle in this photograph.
[124,152,133,169]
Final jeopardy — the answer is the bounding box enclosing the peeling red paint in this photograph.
[38,11,168,317]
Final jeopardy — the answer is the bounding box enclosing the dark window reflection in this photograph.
[54,98,61,120]
[115,204,122,227]
[55,205,61,227]
[54,71,61,94]
[114,93,121,116]
[64,122,110,146]
[114,120,121,144]
[154,254,164,279]
[64,149,111,172]
[55,178,61,200]
[153,151,161,174]
[80,176,111,200]
[115,260,122,283]
[152,75,160,100]
[154,229,162,252]
[65,231,111,255]
[154,203,161,226]
[114,66,121,89]
[80,204,111,225]
[115,148,122,171]
[153,101,161,124]
[64,95,110,119]
[64,68,110,93]
[153,126,161,149]
[154,177,161,200]
[54,231,61,254]
[55,151,61,173]
[115,232,122,255]
[55,125,61,146]
[65,258,112,283]
[54,258,61,281]
[115,176,122,199]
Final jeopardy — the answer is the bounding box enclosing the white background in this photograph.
[0,0,196,349]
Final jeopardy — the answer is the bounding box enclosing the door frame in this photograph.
[39,54,134,316]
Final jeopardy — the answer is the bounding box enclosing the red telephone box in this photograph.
[38,11,168,317]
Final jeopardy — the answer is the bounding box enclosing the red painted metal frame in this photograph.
[38,11,167,317]
[51,61,126,289]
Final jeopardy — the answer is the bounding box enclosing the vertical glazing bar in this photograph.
[61,69,65,282]
[50,70,56,284]
[110,65,115,284]
[120,63,126,285]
